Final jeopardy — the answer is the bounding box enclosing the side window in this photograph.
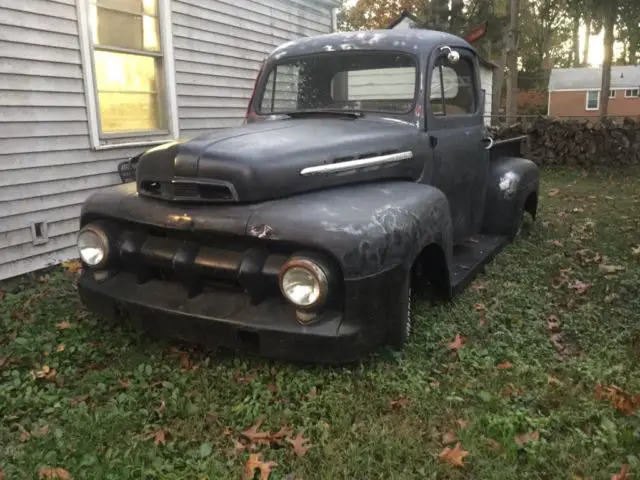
[429,55,477,116]
[260,65,300,113]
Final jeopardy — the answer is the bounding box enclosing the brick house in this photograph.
[547,65,640,119]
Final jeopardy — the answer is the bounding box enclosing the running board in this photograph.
[450,234,509,296]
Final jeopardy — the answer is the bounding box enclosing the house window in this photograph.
[586,90,599,110]
[625,88,639,98]
[609,89,616,99]
[78,0,178,149]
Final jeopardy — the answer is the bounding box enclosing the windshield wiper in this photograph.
[283,109,364,119]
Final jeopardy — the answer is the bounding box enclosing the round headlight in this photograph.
[279,258,329,310]
[77,226,109,268]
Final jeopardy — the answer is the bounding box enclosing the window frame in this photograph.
[425,47,481,130]
[77,0,179,150]
[585,90,599,111]
[254,50,420,116]
[624,88,639,98]
[609,89,616,99]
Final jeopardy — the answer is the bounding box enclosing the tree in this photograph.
[598,0,617,119]
[339,0,427,30]
[505,0,521,124]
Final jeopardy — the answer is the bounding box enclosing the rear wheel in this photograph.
[389,273,413,348]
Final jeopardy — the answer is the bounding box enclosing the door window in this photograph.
[429,55,477,116]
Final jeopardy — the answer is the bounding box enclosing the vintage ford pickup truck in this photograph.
[77,29,539,363]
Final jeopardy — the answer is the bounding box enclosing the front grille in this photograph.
[116,229,287,303]
[139,180,236,203]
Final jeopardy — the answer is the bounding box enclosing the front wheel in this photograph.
[389,273,413,349]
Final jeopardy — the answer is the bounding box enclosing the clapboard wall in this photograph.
[0,0,336,280]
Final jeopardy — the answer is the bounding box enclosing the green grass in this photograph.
[2,167,640,480]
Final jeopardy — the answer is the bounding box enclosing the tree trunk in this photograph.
[582,18,591,66]
[599,0,617,120]
[572,15,581,66]
[630,36,638,64]
[492,28,508,126]
[505,0,520,124]
[450,0,464,34]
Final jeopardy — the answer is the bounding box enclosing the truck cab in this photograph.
[78,30,539,363]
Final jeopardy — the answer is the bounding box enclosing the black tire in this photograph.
[389,273,413,349]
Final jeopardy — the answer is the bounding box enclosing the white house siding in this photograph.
[480,65,493,126]
[0,0,336,280]
[173,0,334,138]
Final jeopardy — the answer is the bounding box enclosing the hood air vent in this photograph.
[140,180,237,203]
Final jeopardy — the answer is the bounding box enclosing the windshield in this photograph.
[256,52,418,115]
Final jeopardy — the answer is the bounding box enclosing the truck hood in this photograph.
[135,117,425,204]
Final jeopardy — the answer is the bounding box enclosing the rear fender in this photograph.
[481,156,540,236]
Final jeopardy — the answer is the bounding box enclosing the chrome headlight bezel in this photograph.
[278,257,330,311]
[77,224,111,269]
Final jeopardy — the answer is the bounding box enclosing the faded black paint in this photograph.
[76,28,540,363]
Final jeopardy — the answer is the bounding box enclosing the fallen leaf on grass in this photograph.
[595,384,640,415]
[179,352,199,372]
[611,464,630,480]
[266,383,277,394]
[604,293,620,304]
[30,365,57,382]
[118,379,130,389]
[56,321,74,330]
[551,240,564,247]
[155,400,166,417]
[469,281,487,292]
[69,395,90,406]
[37,467,72,479]
[599,264,625,275]
[497,361,513,370]
[485,438,502,451]
[547,188,560,197]
[438,442,469,467]
[0,467,5,480]
[389,396,410,410]
[287,433,312,457]
[146,429,168,446]
[546,315,561,332]
[306,386,318,399]
[501,384,523,398]
[442,430,457,445]
[62,260,82,274]
[448,334,466,352]
[243,453,278,480]
[455,419,470,430]
[234,371,257,385]
[241,420,272,446]
[56,344,65,352]
[514,430,540,447]
[21,424,50,441]
[631,246,640,256]
[569,280,592,294]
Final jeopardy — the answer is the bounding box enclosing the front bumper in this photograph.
[78,270,381,364]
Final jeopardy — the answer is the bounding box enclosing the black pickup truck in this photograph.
[77,29,539,363]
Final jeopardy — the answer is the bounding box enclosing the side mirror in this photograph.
[439,46,460,65]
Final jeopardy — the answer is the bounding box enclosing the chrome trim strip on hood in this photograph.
[300,151,414,176]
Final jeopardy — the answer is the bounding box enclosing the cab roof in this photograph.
[266,29,475,62]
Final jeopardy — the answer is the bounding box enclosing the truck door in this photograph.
[424,48,490,245]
